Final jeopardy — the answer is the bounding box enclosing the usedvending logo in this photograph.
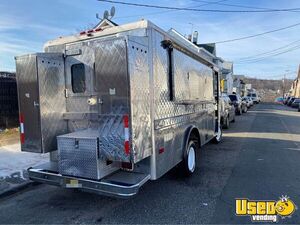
[236,196,297,223]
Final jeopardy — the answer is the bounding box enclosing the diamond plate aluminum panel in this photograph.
[58,132,99,179]
[98,114,128,161]
[94,38,129,114]
[65,44,97,132]
[15,55,41,152]
[128,38,152,162]
[152,32,196,119]
[15,53,67,153]
[150,29,216,179]
[58,129,118,180]
[152,31,214,120]
[37,55,67,152]
[94,38,131,162]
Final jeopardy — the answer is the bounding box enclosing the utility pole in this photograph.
[282,69,290,98]
[282,74,286,98]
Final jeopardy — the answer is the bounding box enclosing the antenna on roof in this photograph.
[103,10,109,19]
[96,7,116,20]
[110,6,115,19]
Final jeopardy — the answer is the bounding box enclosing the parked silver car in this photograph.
[242,97,253,108]
[220,94,236,129]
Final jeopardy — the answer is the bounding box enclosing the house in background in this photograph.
[233,75,246,96]
[219,60,233,94]
[198,43,233,94]
[290,65,300,98]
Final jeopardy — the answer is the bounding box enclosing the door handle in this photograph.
[33,101,39,107]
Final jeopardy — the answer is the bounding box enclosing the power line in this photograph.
[238,44,300,62]
[238,39,300,61]
[115,0,228,19]
[98,0,300,13]
[99,0,300,45]
[191,0,300,12]
[214,22,300,44]
[235,44,300,64]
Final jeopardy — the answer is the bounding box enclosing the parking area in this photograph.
[0,103,299,224]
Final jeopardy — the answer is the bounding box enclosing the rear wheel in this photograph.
[182,140,197,176]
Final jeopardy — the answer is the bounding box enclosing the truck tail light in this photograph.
[19,113,25,144]
[123,114,130,155]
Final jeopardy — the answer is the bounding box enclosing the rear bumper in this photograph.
[28,162,150,198]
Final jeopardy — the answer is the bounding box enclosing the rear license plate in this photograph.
[65,178,82,188]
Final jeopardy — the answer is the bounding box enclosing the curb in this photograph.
[0,181,40,199]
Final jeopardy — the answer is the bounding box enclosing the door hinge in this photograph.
[65,89,69,98]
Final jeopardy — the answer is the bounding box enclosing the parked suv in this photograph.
[242,96,253,108]
[247,93,260,104]
[220,93,236,129]
[291,98,300,108]
[229,94,245,115]
[287,97,296,106]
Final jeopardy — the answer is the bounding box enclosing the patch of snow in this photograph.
[0,143,48,178]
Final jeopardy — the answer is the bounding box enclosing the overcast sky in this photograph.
[0,0,300,79]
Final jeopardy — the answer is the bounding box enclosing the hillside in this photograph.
[243,77,293,102]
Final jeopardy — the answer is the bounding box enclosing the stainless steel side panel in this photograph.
[94,38,129,115]
[173,49,214,102]
[37,54,67,152]
[94,38,130,162]
[150,29,215,179]
[128,37,152,163]
[65,43,97,132]
[15,53,67,153]
[16,55,41,152]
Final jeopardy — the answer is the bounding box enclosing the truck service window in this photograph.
[71,63,86,93]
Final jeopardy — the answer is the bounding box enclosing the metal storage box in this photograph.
[57,129,118,180]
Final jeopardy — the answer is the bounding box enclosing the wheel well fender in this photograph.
[182,126,201,156]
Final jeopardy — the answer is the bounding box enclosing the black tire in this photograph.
[213,125,222,144]
[223,116,229,129]
[181,140,198,176]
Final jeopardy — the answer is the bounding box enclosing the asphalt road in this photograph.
[0,103,300,224]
